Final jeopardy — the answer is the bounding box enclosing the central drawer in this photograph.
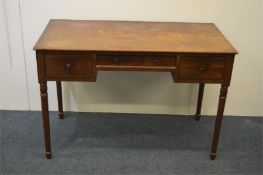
[96,54,176,71]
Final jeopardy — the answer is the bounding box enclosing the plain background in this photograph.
[0,0,262,116]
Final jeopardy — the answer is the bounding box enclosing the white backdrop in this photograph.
[1,0,263,116]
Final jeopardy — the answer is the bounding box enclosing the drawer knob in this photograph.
[113,57,119,64]
[65,63,71,71]
[199,64,207,71]
[153,58,159,63]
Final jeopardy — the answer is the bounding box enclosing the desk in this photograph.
[34,20,237,160]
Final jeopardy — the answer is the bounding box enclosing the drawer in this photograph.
[45,53,95,80]
[179,56,226,81]
[96,54,176,71]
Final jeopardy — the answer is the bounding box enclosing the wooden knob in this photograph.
[153,58,159,63]
[113,57,119,64]
[65,63,71,71]
[199,64,207,71]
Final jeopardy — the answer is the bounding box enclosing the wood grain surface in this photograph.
[34,20,237,54]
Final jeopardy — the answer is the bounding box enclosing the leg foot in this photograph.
[210,153,216,160]
[45,152,52,159]
[195,114,201,121]
[58,112,64,119]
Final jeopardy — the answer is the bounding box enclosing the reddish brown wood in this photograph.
[34,20,237,160]
[56,81,64,119]
[97,54,175,66]
[96,65,176,72]
[45,52,96,81]
[210,85,228,160]
[96,54,176,71]
[179,56,226,81]
[210,56,234,160]
[195,83,205,121]
[33,20,237,54]
[223,55,235,86]
[171,55,180,82]
[36,51,46,83]
[39,82,52,159]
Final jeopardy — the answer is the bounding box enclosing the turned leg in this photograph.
[56,81,64,119]
[195,83,205,121]
[40,82,52,159]
[210,85,228,160]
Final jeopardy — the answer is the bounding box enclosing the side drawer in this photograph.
[179,56,226,81]
[96,54,176,71]
[45,53,96,81]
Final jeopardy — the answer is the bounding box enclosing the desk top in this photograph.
[34,19,237,54]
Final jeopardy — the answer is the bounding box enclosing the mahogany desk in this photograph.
[34,20,237,160]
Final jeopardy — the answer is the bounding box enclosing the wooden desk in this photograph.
[34,20,237,160]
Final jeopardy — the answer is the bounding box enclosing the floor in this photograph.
[0,110,262,175]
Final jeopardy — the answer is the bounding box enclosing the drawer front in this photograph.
[179,56,226,81]
[96,54,176,71]
[45,53,95,80]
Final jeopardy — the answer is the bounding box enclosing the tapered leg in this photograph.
[195,83,205,121]
[40,82,52,159]
[56,81,64,119]
[210,85,228,160]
